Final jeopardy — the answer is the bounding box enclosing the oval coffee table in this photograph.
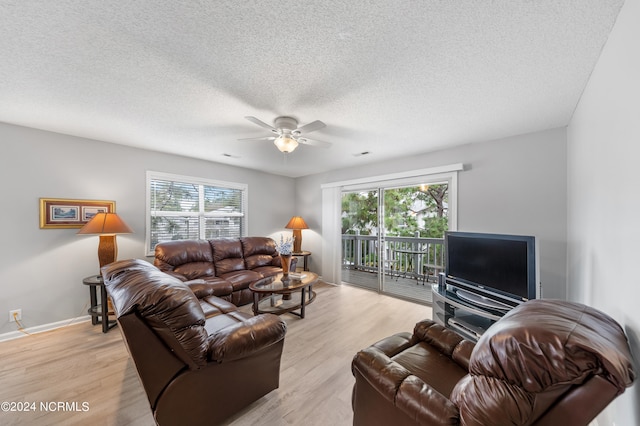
[250,272,318,319]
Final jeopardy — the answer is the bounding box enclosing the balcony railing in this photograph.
[342,233,445,283]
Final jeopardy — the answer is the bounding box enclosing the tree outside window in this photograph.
[342,183,448,238]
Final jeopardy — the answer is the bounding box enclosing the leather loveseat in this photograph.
[352,299,635,425]
[102,258,287,426]
[154,236,297,307]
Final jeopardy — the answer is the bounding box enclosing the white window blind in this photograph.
[146,171,247,255]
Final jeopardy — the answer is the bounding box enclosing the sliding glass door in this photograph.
[341,181,450,304]
[341,189,381,292]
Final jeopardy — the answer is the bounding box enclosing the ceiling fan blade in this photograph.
[296,120,326,134]
[297,137,331,148]
[237,136,276,142]
[245,116,275,131]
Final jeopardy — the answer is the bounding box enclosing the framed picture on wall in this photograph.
[39,198,115,229]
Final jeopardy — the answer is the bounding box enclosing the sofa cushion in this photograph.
[185,277,233,298]
[199,300,222,318]
[200,295,238,314]
[207,313,287,363]
[203,310,253,336]
[231,288,255,307]
[218,270,264,291]
[154,239,215,280]
[241,237,278,269]
[211,238,245,275]
[412,320,475,371]
[392,342,468,398]
[193,293,239,318]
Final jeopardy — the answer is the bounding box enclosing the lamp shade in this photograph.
[285,216,309,230]
[285,216,308,253]
[78,213,133,269]
[77,212,133,235]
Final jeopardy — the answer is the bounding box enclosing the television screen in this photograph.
[445,232,537,301]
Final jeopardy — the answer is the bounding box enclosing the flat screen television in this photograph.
[444,231,539,309]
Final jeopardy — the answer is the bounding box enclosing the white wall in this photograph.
[0,123,295,335]
[297,127,568,300]
[567,0,640,423]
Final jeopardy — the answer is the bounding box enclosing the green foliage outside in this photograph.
[341,184,448,237]
[150,180,243,247]
[151,181,242,213]
[342,184,449,271]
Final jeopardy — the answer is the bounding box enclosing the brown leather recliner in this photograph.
[352,299,635,425]
[102,259,287,426]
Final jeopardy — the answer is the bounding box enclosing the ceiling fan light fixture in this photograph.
[242,115,329,153]
[274,135,299,153]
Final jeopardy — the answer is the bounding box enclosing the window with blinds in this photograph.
[146,171,247,255]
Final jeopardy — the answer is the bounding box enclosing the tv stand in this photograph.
[455,288,511,312]
[432,279,515,342]
[447,317,485,340]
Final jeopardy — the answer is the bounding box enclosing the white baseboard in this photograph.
[0,315,91,342]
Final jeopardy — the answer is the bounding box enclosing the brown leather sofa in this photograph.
[352,299,635,425]
[154,236,297,306]
[102,258,287,426]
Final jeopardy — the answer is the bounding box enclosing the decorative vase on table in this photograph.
[276,234,294,277]
[280,254,292,277]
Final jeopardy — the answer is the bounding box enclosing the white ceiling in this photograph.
[0,1,624,177]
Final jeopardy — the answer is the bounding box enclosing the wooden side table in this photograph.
[83,275,117,333]
[292,251,311,271]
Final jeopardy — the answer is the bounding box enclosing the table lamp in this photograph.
[285,216,308,253]
[78,212,133,272]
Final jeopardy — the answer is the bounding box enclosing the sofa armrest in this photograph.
[413,319,475,370]
[352,346,460,425]
[369,332,414,357]
[207,314,286,362]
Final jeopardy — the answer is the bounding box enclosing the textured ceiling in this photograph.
[0,1,624,177]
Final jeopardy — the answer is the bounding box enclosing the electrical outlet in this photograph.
[9,309,22,322]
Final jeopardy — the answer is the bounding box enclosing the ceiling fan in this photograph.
[239,116,331,153]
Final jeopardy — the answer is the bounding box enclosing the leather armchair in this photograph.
[102,259,287,426]
[352,299,635,425]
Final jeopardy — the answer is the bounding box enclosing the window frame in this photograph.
[145,171,248,256]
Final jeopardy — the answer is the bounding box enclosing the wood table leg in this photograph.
[253,292,259,315]
[89,286,98,325]
[101,284,109,333]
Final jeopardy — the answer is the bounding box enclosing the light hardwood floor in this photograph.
[0,282,431,426]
